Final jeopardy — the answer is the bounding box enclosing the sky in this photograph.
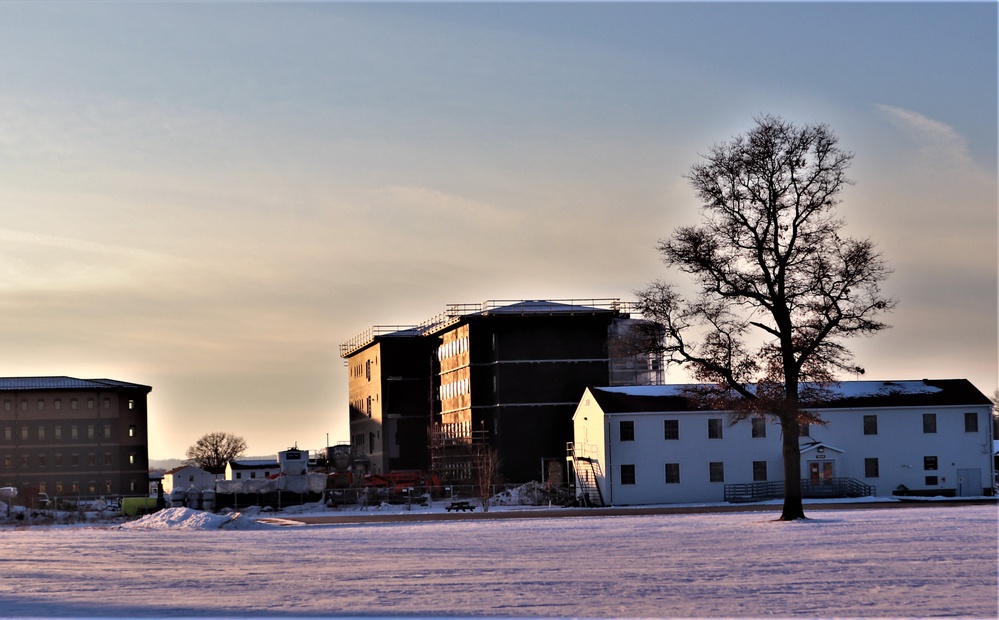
[0,2,994,460]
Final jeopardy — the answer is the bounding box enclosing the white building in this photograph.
[278,448,309,476]
[225,459,279,481]
[161,465,215,495]
[570,379,995,506]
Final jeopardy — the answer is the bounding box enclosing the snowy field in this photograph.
[0,503,996,618]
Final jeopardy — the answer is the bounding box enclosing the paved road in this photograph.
[263,498,996,526]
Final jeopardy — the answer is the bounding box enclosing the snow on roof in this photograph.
[831,381,942,398]
[600,381,943,399]
[588,379,990,413]
[600,385,689,397]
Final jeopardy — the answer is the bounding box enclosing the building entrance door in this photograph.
[809,461,834,485]
[956,469,981,496]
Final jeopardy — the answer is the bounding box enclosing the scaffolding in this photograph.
[428,423,490,485]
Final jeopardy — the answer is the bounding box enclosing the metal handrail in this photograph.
[724,478,875,502]
[341,298,638,357]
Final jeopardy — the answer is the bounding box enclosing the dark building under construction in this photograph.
[340,299,661,484]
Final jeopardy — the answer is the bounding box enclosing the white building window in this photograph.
[709,462,725,483]
[664,463,680,484]
[708,419,723,439]
[752,461,767,481]
[620,464,636,485]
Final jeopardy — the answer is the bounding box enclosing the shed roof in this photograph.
[587,379,990,414]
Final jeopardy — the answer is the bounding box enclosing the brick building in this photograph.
[0,377,151,503]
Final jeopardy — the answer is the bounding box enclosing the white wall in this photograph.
[162,466,215,495]
[604,410,781,505]
[572,389,609,502]
[576,400,994,506]
[810,405,993,495]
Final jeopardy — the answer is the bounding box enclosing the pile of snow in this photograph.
[490,480,572,506]
[119,507,276,530]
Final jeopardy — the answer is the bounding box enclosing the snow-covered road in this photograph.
[0,504,995,618]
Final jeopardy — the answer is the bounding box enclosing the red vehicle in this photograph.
[362,471,442,496]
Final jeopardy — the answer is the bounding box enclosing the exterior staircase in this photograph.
[566,442,605,507]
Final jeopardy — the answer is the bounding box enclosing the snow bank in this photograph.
[119,507,276,530]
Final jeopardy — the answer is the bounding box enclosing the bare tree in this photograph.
[637,115,895,520]
[185,432,248,475]
[545,460,563,492]
[473,444,501,512]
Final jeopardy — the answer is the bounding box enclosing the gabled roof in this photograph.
[164,465,210,475]
[587,385,699,414]
[586,379,990,414]
[0,376,151,392]
[800,440,845,454]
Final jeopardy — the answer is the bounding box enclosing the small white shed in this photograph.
[225,459,280,481]
[161,465,216,495]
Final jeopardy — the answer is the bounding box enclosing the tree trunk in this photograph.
[780,416,807,520]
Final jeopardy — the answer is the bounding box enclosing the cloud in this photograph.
[0,227,181,292]
[0,227,165,261]
[376,184,527,231]
[875,104,975,169]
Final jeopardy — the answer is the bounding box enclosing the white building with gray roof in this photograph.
[570,379,994,506]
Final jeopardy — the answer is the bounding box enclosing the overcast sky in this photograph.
[0,2,994,459]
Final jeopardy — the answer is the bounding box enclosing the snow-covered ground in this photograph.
[0,503,995,618]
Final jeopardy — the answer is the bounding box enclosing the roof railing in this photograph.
[340,298,638,357]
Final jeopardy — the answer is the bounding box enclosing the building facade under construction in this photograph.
[340,299,662,485]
